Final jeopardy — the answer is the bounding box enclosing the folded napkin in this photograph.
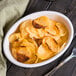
[0,0,29,76]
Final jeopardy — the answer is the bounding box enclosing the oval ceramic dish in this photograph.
[3,11,74,68]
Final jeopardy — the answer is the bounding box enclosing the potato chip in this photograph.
[11,41,21,48]
[56,23,67,36]
[25,21,39,38]
[32,16,51,28]
[26,27,39,38]
[45,25,59,36]
[11,48,17,59]
[49,19,57,26]
[37,28,45,38]
[24,55,37,64]
[34,57,39,63]
[60,42,66,51]
[57,34,68,46]
[35,57,43,63]
[9,33,22,43]
[20,39,37,54]
[16,47,31,62]
[42,37,60,52]
[34,38,42,46]
[25,20,46,39]
[45,32,60,40]
[27,38,38,49]
[19,20,31,38]
[37,45,54,60]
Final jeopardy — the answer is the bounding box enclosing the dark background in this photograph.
[7,0,76,76]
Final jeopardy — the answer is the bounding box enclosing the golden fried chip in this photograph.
[56,23,67,36]
[49,19,56,26]
[16,47,31,62]
[25,21,39,38]
[42,37,60,53]
[9,33,22,43]
[37,28,45,38]
[34,38,42,46]
[11,48,17,59]
[25,20,46,39]
[21,38,38,52]
[32,16,51,28]
[57,34,68,46]
[19,20,32,38]
[24,55,37,64]
[34,57,43,63]
[45,25,59,36]
[60,42,66,51]
[26,27,39,38]
[37,45,54,60]
[10,41,21,48]
[45,20,60,39]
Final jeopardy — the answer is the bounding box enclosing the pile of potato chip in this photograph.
[9,16,68,64]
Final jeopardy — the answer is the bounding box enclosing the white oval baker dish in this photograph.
[3,11,74,68]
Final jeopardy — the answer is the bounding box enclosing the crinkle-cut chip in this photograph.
[32,16,51,28]
[56,23,67,36]
[19,20,32,38]
[37,45,54,60]
[9,33,22,43]
[42,37,60,52]
[24,55,37,64]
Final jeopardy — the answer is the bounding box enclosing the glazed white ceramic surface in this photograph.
[3,11,74,68]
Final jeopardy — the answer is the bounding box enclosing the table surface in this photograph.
[7,0,76,76]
